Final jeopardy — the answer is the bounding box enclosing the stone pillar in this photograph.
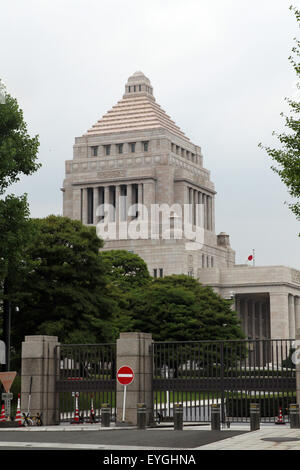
[143,180,155,231]
[72,188,82,221]
[104,186,110,222]
[82,188,88,224]
[138,183,143,218]
[296,297,300,331]
[197,192,202,227]
[115,185,120,224]
[116,332,153,425]
[211,195,215,233]
[203,194,207,230]
[269,293,289,339]
[127,183,133,222]
[289,295,296,339]
[244,299,249,338]
[93,187,99,224]
[207,196,211,231]
[193,189,197,226]
[21,335,59,426]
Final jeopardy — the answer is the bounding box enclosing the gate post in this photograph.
[21,335,59,426]
[116,332,153,426]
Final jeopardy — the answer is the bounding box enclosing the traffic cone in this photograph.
[0,403,6,423]
[90,395,95,423]
[15,394,23,426]
[73,393,80,423]
[275,406,286,425]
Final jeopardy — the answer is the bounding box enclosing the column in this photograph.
[138,183,143,218]
[258,301,263,340]
[115,185,120,224]
[104,186,110,222]
[244,299,249,338]
[116,332,153,425]
[189,188,193,225]
[82,188,88,224]
[207,196,211,231]
[72,188,82,221]
[21,335,60,426]
[296,297,300,331]
[193,190,197,226]
[289,294,296,339]
[203,194,207,230]
[269,293,289,339]
[143,181,155,232]
[197,192,202,227]
[119,185,127,222]
[127,183,133,222]
[211,195,215,233]
[93,187,99,224]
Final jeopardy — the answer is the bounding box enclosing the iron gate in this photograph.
[54,343,116,423]
[152,339,296,424]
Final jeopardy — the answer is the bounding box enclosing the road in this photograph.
[0,428,248,450]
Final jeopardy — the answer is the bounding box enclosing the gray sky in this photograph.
[1,0,299,268]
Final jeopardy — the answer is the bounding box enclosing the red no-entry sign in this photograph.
[117,366,134,386]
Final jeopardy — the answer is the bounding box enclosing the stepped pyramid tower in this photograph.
[62,71,300,342]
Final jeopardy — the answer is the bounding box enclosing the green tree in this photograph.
[99,250,151,339]
[99,250,151,291]
[11,215,118,348]
[129,274,244,342]
[259,5,300,223]
[0,81,40,368]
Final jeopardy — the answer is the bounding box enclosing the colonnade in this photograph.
[188,187,214,230]
[237,296,271,340]
[80,183,143,225]
[79,183,214,232]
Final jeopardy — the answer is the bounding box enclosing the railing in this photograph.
[54,343,116,423]
[152,339,296,423]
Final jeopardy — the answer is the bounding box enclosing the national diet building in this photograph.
[62,71,300,341]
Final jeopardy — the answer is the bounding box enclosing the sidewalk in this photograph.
[195,425,300,450]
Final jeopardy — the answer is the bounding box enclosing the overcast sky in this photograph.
[1,0,299,269]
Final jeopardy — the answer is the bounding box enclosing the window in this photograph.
[104,145,111,156]
[143,141,149,152]
[117,143,123,154]
[153,269,157,278]
[134,85,136,92]
[128,86,131,92]
[139,85,141,91]
[159,268,163,278]
[91,146,98,157]
[130,142,136,153]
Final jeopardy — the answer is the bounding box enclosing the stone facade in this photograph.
[62,71,300,340]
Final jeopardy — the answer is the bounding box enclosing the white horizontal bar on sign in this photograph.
[118,374,133,377]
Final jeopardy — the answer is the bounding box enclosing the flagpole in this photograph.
[252,249,255,267]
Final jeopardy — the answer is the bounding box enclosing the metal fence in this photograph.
[54,343,116,423]
[152,339,296,424]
